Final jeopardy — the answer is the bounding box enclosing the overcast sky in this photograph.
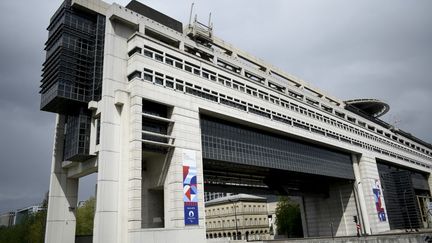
[0,0,431,213]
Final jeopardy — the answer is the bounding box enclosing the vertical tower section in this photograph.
[40,0,105,161]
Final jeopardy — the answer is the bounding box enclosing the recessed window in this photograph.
[127,70,141,81]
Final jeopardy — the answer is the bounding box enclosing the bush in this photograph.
[275,197,303,238]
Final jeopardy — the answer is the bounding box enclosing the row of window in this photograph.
[131,66,430,169]
[136,41,432,157]
[206,217,268,229]
[129,43,432,160]
[201,117,354,179]
[205,204,267,216]
[206,231,269,240]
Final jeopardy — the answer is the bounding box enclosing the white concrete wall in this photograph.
[45,115,78,243]
[354,154,390,234]
[93,14,131,243]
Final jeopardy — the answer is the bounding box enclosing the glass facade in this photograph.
[200,115,354,180]
[63,108,92,161]
[40,0,105,161]
[41,0,105,113]
[377,162,428,229]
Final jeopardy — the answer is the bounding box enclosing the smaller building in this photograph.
[205,194,271,240]
[0,212,15,227]
[15,205,45,225]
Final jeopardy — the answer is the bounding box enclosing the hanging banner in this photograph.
[372,180,386,222]
[183,149,199,225]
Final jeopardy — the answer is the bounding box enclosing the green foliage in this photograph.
[275,197,303,238]
[0,193,97,243]
[76,196,96,235]
[0,209,47,243]
[0,193,47,243]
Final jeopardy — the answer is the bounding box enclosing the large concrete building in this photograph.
[40,0,432,242]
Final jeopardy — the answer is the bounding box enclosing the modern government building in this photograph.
[40,0,432,242]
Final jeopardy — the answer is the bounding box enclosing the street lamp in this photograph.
[352,181,367,236]
[228,198,240,240]
[403,189,413,232]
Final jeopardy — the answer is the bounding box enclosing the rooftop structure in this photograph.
[345,99,390,118]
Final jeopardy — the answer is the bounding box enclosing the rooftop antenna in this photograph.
[208,12,213,37]
[188,2,195,27]
[388,114,401,131]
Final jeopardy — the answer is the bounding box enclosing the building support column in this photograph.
[128,95,143,229]
[93,96,123,243]
[45,115,78,243]
[353,154,390,234]
[352,154,371,235]
[428,174,432,198]
[163,105,206,238]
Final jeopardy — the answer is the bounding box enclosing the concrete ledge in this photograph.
[265,231,432,243]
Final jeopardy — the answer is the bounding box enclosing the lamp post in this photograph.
[215,215,225,238]
[228,198,240,240]
[403,189,413,232]
[352,181,367,236]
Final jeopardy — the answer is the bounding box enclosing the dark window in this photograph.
[127,70,142,81]
[144,49,153,58]
[96,117,101,145]
[128,46,142,57]
[142,99,168,118]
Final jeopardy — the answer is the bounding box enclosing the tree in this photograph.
[0,192,48,243]
[76,196,96,235]
[275,197,303,238]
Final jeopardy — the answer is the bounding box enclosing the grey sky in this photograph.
[0,0,431,212]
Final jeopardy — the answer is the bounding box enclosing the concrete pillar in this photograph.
[352,154,371,235]
[428,174,432,197]
[163,105,206,238]
[92,16,130,243]
[353,154,390,234]
[128,95,142,229]
[299,197,308,237]
[93,96,124,243]
[179,41,185,51]
[45,115,78,243]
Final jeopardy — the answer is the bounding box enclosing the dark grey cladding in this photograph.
[40,0,105,161]
[40,0,105,113]
[126,0,183,33]
[63,108,93,162]
[200,115,354,180]
[377,161,428,230]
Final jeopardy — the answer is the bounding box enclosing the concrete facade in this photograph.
[41,0,432,242]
